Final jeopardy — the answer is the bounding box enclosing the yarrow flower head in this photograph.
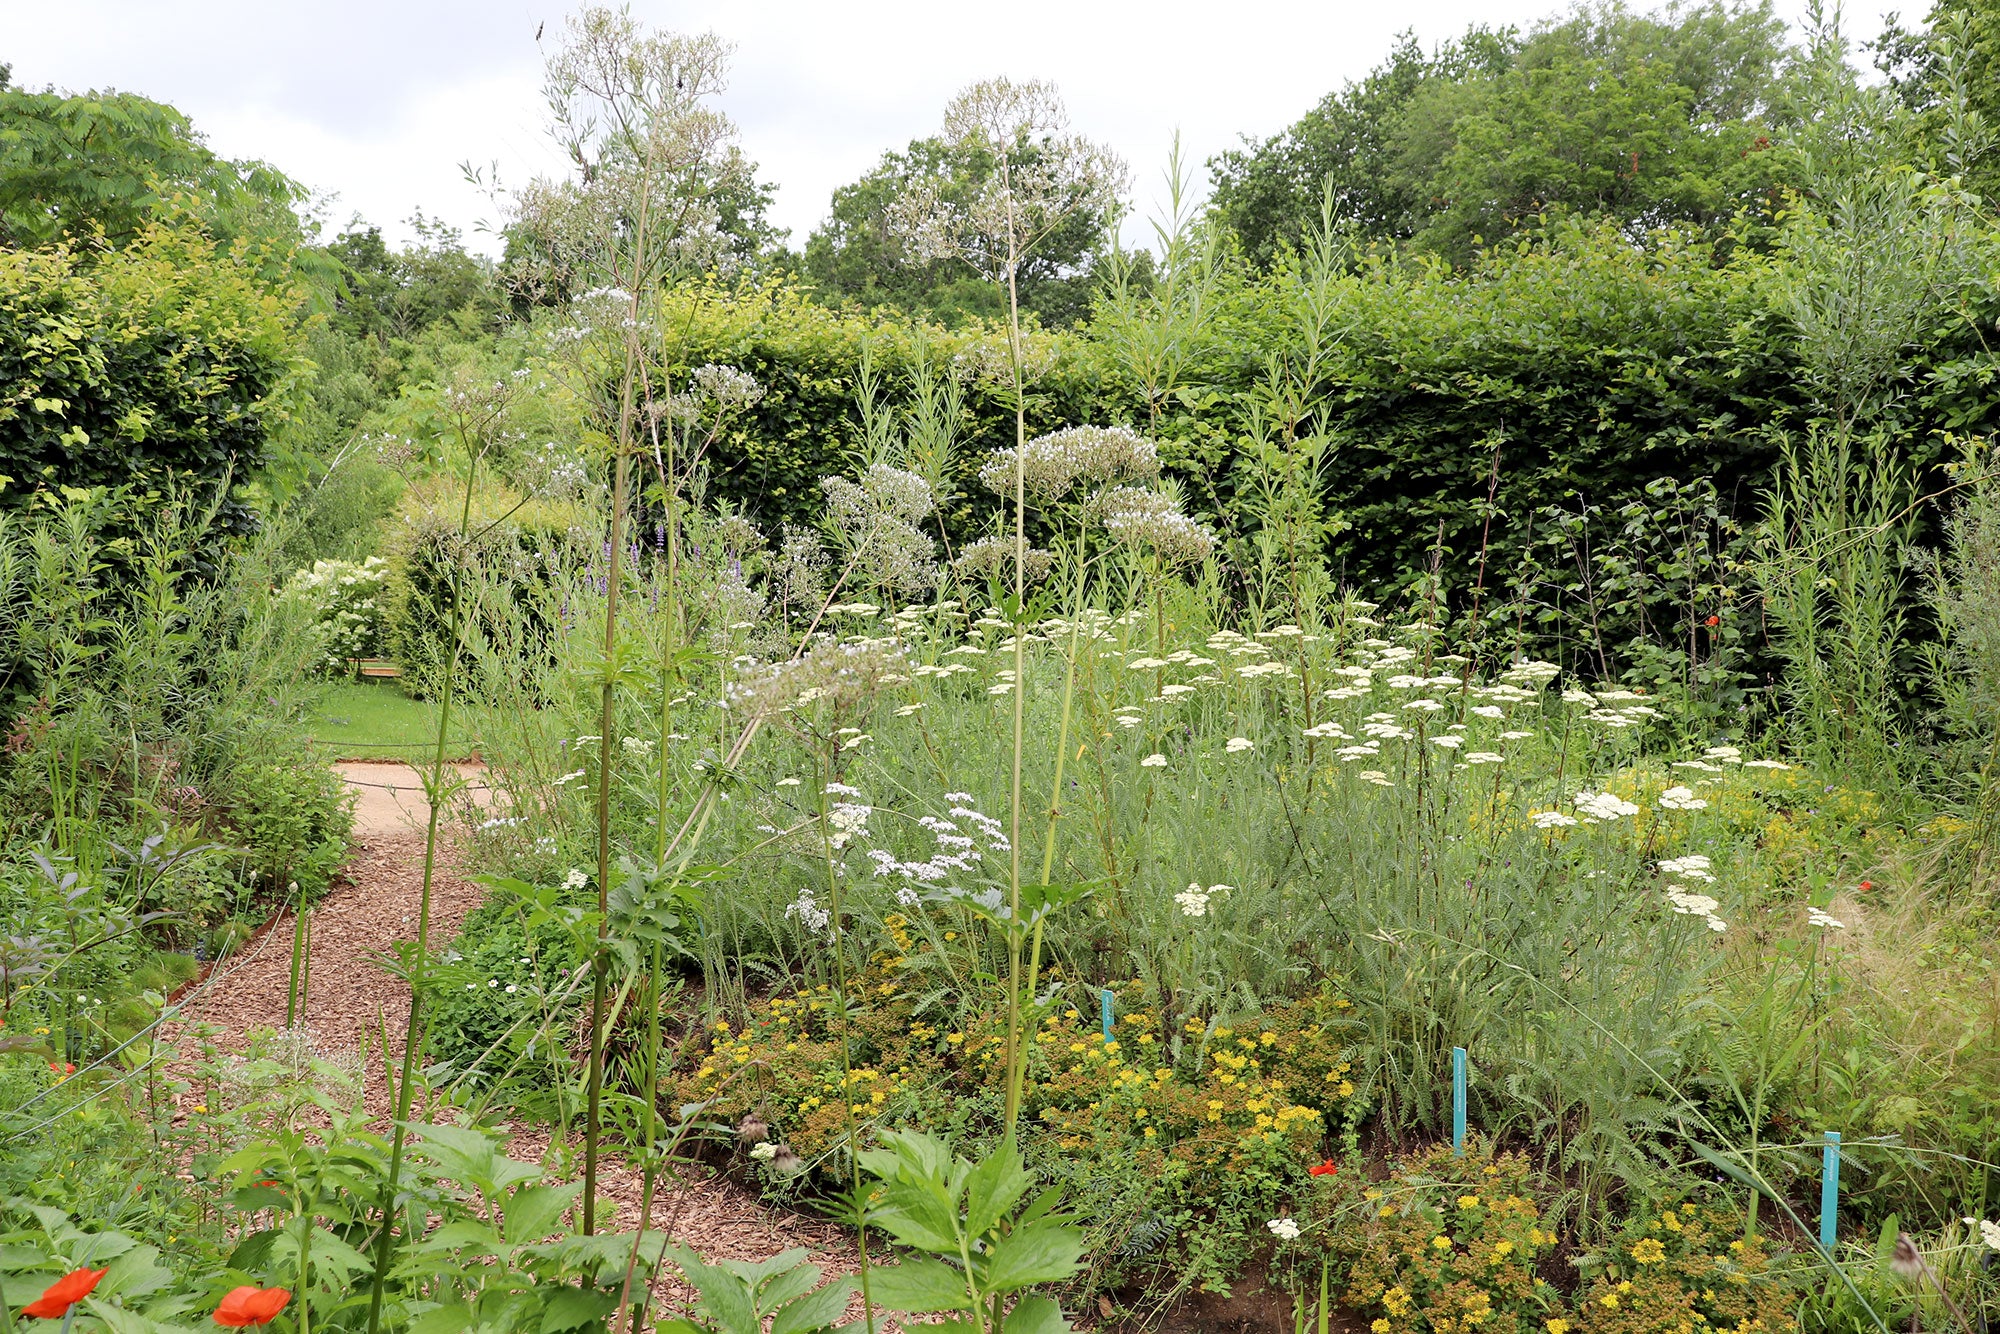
[1267,1217,1301,1241]
[1140,753,1168,768]
[1574,791,1640,821]
[1658,785,1708,811]
[1175,884,1213,917]
[1966,1218,2000,1250]
[1225,737,1255,753]
[1806,906,1845,930]
[1666,887,1726,932]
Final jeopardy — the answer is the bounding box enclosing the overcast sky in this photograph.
[7,0,1908,254]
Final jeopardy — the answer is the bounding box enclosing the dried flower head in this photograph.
[1101,486,1215,569]
[955,536,1054,585]
[977,425,1160,505]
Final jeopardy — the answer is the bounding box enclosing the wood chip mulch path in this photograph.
[168,765,874,1321]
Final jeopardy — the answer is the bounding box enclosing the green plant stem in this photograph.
[364,429,479,1334]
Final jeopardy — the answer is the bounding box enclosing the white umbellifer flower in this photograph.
[1574,792,1640,820]
[1674,759,1725,773]
[1806,906,1845,929]
[1658,786,1707,811]
[1226,737,1255,753]
[1704,745,1743,762]
[1965,1218,2000,1250]
[1531,810,1579,829]
[777,777,802,787]
[1658,856,1714,881]
[1403,699,1445,712]
[1159,683,1197,698]
[1129,657,1169,670]
[1740,758,1790,770]
[1471,705,1505,719]
[622,736,655,755]
[1141,754,1168,768]
[1562,687,1596,705]
[827,802,872,849]
[1432,735,1463,750]
[1464,752,1505,765]
[750,1142,779,1162]
[563,868,587,891]
[1302,721,1348,739]
[1500,730,1536,741]
[1115,715,1143,728]
[554,769,587,787]
[1267,1218,1301,1241]
[1175,885,1211,917]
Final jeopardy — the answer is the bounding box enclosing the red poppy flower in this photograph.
[1858,880,1873,892]
[213,1286,291,1327]
[1309,1160,1339,1177]
[22,1268,106,1319]
[1704,615,1720,628]
[47,1062,74,1075]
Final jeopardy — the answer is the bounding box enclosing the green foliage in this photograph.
[0,219,309,535]
[805,136,1115,328]
[656,1247,853,1334]
[0,84,303,250]
[1209,1,1795,264]
[859,1129,1085,1333]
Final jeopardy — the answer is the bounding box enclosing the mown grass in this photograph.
[308,679,479,761]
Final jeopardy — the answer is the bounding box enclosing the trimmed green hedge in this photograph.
[639,222,2000,598]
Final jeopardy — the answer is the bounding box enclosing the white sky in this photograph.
[5,0,1908,255]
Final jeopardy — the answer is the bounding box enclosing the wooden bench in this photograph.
[349,659,404,680]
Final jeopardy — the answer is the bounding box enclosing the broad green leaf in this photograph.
[408,1121,502,1187]
[863,1257,975,1314]
[407,1301,477,1334]
[981,1221,1085,1292]
[502,1183,581,1246]
[770,1276,855,1334]
[539,1286,616,1334]
[962,1140,1031,1238]
[1002,1295,1074,1334]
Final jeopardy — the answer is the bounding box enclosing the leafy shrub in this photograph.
[1319,1141,1565,1334]
[1571,1203,1798,1334]
[0,217,307,540]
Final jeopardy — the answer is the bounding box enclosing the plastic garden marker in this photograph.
[1452,1047,1467,1154]
[1101,988,1114,1045]
[1820,1131,1840,1250]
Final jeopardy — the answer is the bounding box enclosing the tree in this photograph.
[1208,27,1516,265]
[497,13,785,307]
[0,81,302,250]
[806,134,1117,326]
[1209,1,1795,264]
[325,212,499,347]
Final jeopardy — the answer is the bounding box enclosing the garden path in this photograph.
[172,762,868,1314]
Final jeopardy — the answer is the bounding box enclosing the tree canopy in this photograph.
[1209,0,1796,264]
[0,77,303,251]
[804,134,1119,327]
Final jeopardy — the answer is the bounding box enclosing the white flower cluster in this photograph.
[1657,785,1707,811]
[955,536,1054,585]
[827,799,872,850]
[282,557,390,669]
[784,886,830,933]
[1575,791,1641,821]
[1176,882,1228,917]
[1965,1218,2000,1251]
[1100,486,1216,569]
[1666,887,1726,932]
[1267,1218,1301,1241]
[691,363,765,409]
[1806,906,1845,930]
[1658,855,1714,881]
[866,798,1009,905]
[977,424,1159,504]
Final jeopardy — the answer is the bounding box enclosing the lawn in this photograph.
[308,679,480,761]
